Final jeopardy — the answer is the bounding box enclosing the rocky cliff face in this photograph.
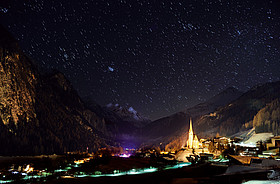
[0,26,38,126]
[0,25,113,155]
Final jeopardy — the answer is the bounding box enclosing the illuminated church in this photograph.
[187,119,199,149]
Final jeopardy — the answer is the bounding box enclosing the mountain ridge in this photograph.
[140,86,244,149]
[0,25,114,155]
[196,80,280,137]
[1,25,280,154]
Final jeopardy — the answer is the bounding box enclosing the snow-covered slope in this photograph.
[244,132,274,145]
[105,103,151,127]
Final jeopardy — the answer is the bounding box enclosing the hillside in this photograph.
[187,87,243,118]
[0,25,114,155]
[252,99,280,135]
[105,103,150,128]
[141,87,243,149]
[84,100,151,148]
[141,81,280,150]
[196,81,280,137]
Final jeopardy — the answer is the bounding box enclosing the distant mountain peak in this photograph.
[105,103,150,123]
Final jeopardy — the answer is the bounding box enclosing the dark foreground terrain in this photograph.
[0,154,272,184]
[44,163,241,184]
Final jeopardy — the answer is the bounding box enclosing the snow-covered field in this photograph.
[243,132,274,145]
[242,180,280,184]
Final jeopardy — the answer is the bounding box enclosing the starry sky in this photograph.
[1,0,280,120]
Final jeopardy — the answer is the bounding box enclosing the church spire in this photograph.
[187,118,194,148]
[187,117,199,149]
[189,118,193,133]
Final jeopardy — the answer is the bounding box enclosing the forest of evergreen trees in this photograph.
[253,99,280,135]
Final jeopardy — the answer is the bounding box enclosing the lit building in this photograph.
[187,118,199,149]
[266,136,280,150]
[175,119,209,162]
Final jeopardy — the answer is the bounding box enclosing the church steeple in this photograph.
[187,118,194,148]
[187,117,199,149]
[189,118,193,133]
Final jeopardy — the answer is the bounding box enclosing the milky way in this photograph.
[1,0,280,120]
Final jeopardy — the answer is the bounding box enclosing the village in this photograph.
[1,119,280,183]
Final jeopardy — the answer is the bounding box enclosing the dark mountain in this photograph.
[105,103,150,128]
[83,100,151,148]
[81,86,241,149]
[141,82,280,151]
[141,87,243,149]
[0,25,114,155]
[186,87,243,118]
[195,81,280,137]
[3,24,280,154]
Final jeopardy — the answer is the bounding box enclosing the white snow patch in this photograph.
[128,107,137,114]
[133,114,139,120]
[242,180,280,184]
[243,132,274,146]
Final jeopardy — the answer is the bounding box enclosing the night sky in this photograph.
[1,0,280,120]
